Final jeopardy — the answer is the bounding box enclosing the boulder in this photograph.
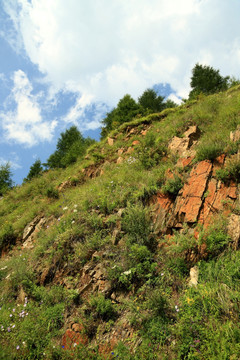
[228,214,240,250]
[168,125,200,157]
[230,125,240,142]
[107,137,114,146]
[188,266,199,286]
[116,157,123,164]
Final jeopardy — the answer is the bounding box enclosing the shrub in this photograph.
[46,186,59,199]
[162,175,183,196]
[196,140,224,161]
[0,223,15,251]
[89,294,116,321]
[122,203,152,248]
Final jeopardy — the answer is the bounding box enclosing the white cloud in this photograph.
[0,153,21,170]
[0,70,57,146]
[3,0,240,113]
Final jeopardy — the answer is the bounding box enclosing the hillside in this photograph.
[1,86,240,359]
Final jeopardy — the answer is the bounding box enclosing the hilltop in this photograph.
[0,85,240,359]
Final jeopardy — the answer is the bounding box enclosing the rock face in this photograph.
[153,157,239,237]
[22,216,46,249]
[174,161,212,224]
[168,125,200,157]
[62,324,88,350]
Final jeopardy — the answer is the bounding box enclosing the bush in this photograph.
[0,223,15,251]
[162,175,183,196]
[122,203,152,248]
[46,186,59,199]
[196,140,224,161]
[89,294,116,321]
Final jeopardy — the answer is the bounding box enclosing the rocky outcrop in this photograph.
[168,125,200,157]
[153,157,239,237]
[22,216,47,249]
[174,160,212,224]
[62,323,88,350]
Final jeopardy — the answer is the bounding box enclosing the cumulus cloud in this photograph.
[0,70,57,146]
[3,0,240,120]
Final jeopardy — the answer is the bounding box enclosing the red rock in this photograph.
[199,178,237,227]
[141,130,148,136]
[62,328,88,350]
[174,161,212,223]
[132,140,140,146]
[212,154,225,176]
[165,168,174,179]
[152,192,174,233]
[176,157,194,168]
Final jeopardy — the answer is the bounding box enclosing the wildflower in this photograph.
[63,206,68,211]
[73,343,77,347]
[24,297,28,303]
[12,308,15,312]
[16,345,20,350]
[7,327,11,332]
[9,314,12,317]
[175,305,179,312]
[73,209,77,213]
[161,273,164,276]
[12,324,15,328]
[74,204,78,208]
[187,297,194,305]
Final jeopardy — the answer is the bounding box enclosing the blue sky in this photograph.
[0,0,240,184]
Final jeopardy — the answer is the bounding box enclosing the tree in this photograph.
[189,63,230,99]
[0,163,13,195]
[46,126,95,169]
[101,94,142,138]
[138,88,165,113]
[24,159,43,182]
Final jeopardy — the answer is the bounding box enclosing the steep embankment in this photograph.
[0,86,240,359]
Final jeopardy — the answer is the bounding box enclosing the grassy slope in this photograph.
[0,86,240,359]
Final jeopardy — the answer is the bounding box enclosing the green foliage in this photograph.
[204,229,230,255]
[101,94,142,138]
[0,223,15,251]
[196,139,225,161]
[46,186,59,199]
[162,175,183,196]
[189,63,230,99]
[0,163,13,195]
[216,157,240,183]
[122,203,152,248]
[89,294,116,321]
[46,126,95,169]
[138,88,165,113]
[24,159,43,182]
[136,132,167,169]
